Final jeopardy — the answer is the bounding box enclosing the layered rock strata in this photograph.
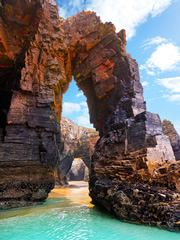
[0,0,179,231]
[56,117,98,185]
[162,120,180,160]
[0,0,62,208]
[61,10,179,230]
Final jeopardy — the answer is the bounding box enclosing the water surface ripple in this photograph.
[0,182,179,240]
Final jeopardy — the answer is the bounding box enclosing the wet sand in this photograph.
[49,181,94,207]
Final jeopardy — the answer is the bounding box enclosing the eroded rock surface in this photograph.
[0,0,62,208]
[56,117,98,185]
[162,120,180,160]
[67,158,88,181]
[0,0,179,231]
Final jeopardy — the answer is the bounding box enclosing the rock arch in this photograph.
[0,0,179,230]
[56,117,99,185]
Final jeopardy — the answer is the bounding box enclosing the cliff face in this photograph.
[57,117,98,185]
[162,120,180,160]
[0,0,179,231]
[0,0,63,208]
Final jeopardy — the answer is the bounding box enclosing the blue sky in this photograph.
[54,0,180,134]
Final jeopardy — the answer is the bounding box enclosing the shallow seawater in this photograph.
[0,181,179,240]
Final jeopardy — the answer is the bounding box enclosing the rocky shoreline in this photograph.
[0,0,179,231]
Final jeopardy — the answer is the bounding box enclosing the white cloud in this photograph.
[147,69,156,76]
[86,0,174,39]
[163,94,180,103]
[142,81,149,87]
[159,77,180,104]
[59,7,68,18]
[150,0,173,17]
[160,89,167,93]
[140,65,155,75]
[168,94,180,102]
[157,76,180,93]
[57,0,174,39]
[141,43,180,74]
[78,107,89,123]
[58,0,85,18]
[62,101,93,128]
[77,115,90,125]
[82,107,89,115]
[77,107,93,127]
[143,36,167,49]
[63,102,81,115]
[80,101,87,107]
[76,92,83,97]
[70,0,84,9]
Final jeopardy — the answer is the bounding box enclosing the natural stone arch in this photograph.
[0,0,179,231]
[63,12,138,133]
[61,12,175,179]
[56,117,99,185]
[67,158,88,181]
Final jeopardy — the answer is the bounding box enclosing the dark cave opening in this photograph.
[0,50,26,141]
[0,86,13,141]
[0,1,43,142]
[0,67,15,141]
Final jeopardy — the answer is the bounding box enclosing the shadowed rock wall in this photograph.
[0,0,62,208]
[0,0,179,231]
[162,120,180,161]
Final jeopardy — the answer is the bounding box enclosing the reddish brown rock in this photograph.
[0,0,62,209]
[162,120,180,160]
[0,0,179,231]
[62,12,179,230]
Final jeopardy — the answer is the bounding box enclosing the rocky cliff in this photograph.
[0,0,62,209]
[56,117,98,185]
[162,120,180,161]
[0,0,179,231]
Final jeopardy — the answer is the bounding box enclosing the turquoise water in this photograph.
[0,183,179,240]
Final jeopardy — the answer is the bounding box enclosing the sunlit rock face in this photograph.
[0,0,179,231]
[56,117,98,185]
[162,120,180,161]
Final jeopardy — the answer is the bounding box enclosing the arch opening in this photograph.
[62,78,93,129]
[67,158,89,182]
